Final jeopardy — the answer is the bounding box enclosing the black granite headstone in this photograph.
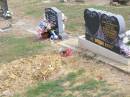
[45,7,64,36]
[84,9,100,36]
[84,8,126,54]
[101,14,119,44]
[45,8,59,34]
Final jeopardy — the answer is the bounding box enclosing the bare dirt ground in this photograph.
[0,52,63,96]
[1,50,130,96]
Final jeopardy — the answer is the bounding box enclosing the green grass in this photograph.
[9,0,130,33]
[19,1,130,34]
[0,35,47,64]
[3,1,130,96]
[14,69,118,97]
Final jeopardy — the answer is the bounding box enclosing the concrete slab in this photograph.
[59,36,130,73]
[78,35,130,73]
[78,35,130,65]
[58,37,79,51]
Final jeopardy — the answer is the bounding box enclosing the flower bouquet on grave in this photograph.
[48,21,59,40]
[120,30,130,57]
[36,19,51,39]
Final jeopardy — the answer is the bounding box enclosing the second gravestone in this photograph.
[45,7,64,36]
[84,8,126,54]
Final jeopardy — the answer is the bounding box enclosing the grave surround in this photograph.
[78,35,130,65]
[78,8,130,65]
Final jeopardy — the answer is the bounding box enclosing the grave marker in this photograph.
[45,7,64,35]
[84,9,100,36]
[84,8,126,54]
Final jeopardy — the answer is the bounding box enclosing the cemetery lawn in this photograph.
[0,0,128,97]
[14,70,114,97]
[0,33,48,64]
[17,0,130,35]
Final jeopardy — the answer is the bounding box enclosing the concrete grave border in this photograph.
[59,37,130,73]
[84,8,126,54]
[78,35,130,65]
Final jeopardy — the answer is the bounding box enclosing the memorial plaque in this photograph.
[45,7,64,35]
[84,8,126,54]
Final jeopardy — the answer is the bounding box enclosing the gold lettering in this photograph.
[105,43,113,49]
[102,22,118,40]
[95,39,104,46]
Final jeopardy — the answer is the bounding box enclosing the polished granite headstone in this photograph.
[101,14,119,44]
[45,7,64,35]
[84,8,126,54]
[84,9,100,36]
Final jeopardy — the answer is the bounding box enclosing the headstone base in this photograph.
[78,35,130,65]
[59,32,69,40]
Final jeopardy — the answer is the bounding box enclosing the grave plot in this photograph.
[79,8,130,65]
[44,7,68,39]
[36,7,68,40]
[45,7,64,35]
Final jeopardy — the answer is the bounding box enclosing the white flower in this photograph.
[123,37,129,44]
